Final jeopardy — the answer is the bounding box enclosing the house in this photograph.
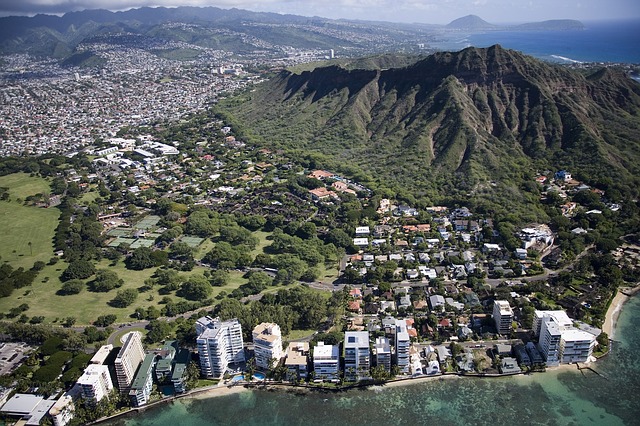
[406,269,420,280]
[308,170,334,180]
[515,248,528,260]
[500,357,521,374]
[445,297,464,312]
[413,300,428,311]
[429,295,445,310]
[495,344,512,357]
[435,345,452,363]
[353,238,369,247]
[309,187,337,200]
[455,352,475,372]
[355,226,370,236]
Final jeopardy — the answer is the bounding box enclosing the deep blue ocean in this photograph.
[432,19,640,64]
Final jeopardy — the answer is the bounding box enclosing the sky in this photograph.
[0,0,638,24]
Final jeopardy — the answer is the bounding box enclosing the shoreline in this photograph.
[602,284,640,339]
[95,285,640,424]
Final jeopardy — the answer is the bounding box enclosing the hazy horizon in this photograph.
[1,0,639,25]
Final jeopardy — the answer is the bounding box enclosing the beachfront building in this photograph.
[77,364,114,405]
[115,332,145,393]
[534,310,597,365]
[313,342,339,382]
[284,341,309,381]
[493,300,513,335]
[196,316,245,378]
[344,331,371,381]
[395,320,410,374]
[49,388,79,426]
[252,323,283,370]
[129,353,156,407]
[375,337,391,372]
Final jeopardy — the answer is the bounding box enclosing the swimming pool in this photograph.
[230,372,266,382]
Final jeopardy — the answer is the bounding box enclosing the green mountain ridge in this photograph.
[218,45,640,218]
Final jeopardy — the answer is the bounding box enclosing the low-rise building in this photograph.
[284,342,309,381]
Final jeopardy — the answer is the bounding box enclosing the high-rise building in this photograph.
[196,316,245,378]
[534,310,597,365]
[493,300,513,335]
[395,320,410,374]
[77,364,113,404]
[252,322,283,370]
[114,331,145,393]
[312,342,339,382]
[344,331,370,381]
[129,353,155,407]
[375,337,391,372]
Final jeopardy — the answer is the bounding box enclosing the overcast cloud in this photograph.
[0,0,638,24]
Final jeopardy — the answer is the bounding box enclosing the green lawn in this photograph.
[0,173,59,270]
[284,328,316,341]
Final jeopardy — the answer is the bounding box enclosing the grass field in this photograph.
[0,173,59,270]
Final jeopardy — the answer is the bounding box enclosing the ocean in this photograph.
[431,19,640,64]
[108,296,640,426]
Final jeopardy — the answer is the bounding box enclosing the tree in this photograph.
[209,269,229,287]
[179,275,212,301]
[58,279,85,295]
[61,260,95,281]
[126,247,158,270]
[110,289,138,308]
[90,270,123,292]
[94,314,117,327]
[145,319,173,343]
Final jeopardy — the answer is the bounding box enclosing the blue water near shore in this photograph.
[108,296,640,426]
[433,19,640,64]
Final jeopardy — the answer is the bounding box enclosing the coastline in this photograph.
[602,284,640,339]
[95,285,640,424]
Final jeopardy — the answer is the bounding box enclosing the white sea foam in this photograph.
[551,55,583,64]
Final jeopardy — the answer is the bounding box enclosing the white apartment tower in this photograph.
[252,322,283,370]
[114,331,145,393]
[395,320,410,374]
[196,316,245,378]
[375,337,391,372]
[312,342,339,382]
[344,331,371,381]
[77,364,114,404]
[534,310,597,365]
[493,300,514,335]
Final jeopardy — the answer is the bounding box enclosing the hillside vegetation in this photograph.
[218,45,640,220]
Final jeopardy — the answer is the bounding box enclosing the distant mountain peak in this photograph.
[446,14,496,30]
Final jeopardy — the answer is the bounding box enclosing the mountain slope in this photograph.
[218,45,640,216]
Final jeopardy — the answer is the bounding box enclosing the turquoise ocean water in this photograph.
[109,296,640,426]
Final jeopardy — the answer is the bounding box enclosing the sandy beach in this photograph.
[186,383,251,400]
[603,285,640,339]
